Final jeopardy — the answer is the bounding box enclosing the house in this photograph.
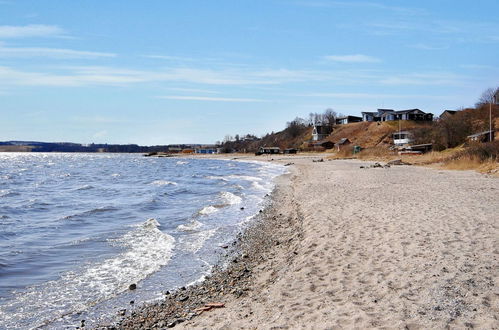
[392,131,412,146]
[312,124,333,141]
[195,145,218,154]
[467,130,495,143]
[335,138,351,151]
[362,109,394,122]
[494,89,499,105]
[335,115,362,125]
[167,146,183,153]
[284,148,298,154]
[362,109,433,122]
[256,146,281,155]
[440,110,458,120]
[408,143,433,153]
[308,141,334,151]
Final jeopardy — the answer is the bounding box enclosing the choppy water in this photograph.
[0,153,285,329]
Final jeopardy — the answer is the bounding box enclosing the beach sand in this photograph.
[116,157,498,329]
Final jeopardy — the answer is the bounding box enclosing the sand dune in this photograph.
[180,158,498,329]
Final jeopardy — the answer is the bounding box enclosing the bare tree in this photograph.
[323,108,337,125]
[476,87,498,107]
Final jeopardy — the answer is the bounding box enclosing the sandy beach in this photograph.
[116,156,498,329]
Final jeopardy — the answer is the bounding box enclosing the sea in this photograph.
[0,153,285,329]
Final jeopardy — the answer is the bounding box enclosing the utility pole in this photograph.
[490,101,493,142]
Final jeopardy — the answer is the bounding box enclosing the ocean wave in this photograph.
[178,228,216,253]
[206,175,228,182]
[0,218,175,329]
[252,181,268,191]
[150,180,177,186]
[220,191,242,205]
[226,175,262,182]
[61,206,117,220]
[0,190,19,198]
[176,219,203,232]
[199,206,218,215]
[75,184,94,191]
[176,161,188,165]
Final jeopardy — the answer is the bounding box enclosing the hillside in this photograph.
[324,121,421,148]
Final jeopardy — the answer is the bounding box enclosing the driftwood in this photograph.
[195,302,225,314]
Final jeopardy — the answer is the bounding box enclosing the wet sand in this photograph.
[111,156,498,329]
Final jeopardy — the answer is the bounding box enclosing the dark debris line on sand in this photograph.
[96,178,300,329]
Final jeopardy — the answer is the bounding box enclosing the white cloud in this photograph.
[143,55,198,62]
[408,43,448,50]
[166,87,220,94]
[324,54,381,63]
[0,45,116,58]
[0,24,65,38]
[300,92,451,100]
[380,72,464,86]
[157,95,266,102]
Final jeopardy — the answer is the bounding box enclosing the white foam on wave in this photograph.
[150,180,177,186]
[252,181,269,191]
[0,218,175,329]
[199,206,218,215]
[227,175,262,182]
[76,184,94,191]
[176,161,188,165]
[178,228,217,253]
[206,175,228,181]
[176,219,203,232]
[220,191,242,205]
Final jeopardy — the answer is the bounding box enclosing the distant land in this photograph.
[0,141,208,153]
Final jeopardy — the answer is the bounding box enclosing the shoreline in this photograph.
[101,163,298,329]
[101,156,498,329]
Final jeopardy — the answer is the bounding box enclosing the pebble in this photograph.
[128,283,137,290]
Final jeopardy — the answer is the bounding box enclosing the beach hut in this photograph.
[256,146,281,155]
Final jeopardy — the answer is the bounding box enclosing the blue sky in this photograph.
[1,0,498,144]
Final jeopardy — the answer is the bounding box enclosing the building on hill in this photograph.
[335,138,351,151]
[392,131,412,146]
[467,130,495,143]
[439,110,458,120]
[256,146,281,155]
[312,124,333,141]
[335,116,362,125]
[362,109,433,122]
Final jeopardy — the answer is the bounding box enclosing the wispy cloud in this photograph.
[157,95,266,102]
[0,24,65,38]
[165,87,220,94]
[142,54,198,61]
[0,65,327,87]
[324,54,381,63]
[408,43,449,50]
[300,92,451,100]
[0,44,116,58]
[295,1,425,15]
[380,72,464,86]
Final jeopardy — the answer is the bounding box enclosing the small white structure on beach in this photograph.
[392,131,412,146]
[312,124,333,141]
